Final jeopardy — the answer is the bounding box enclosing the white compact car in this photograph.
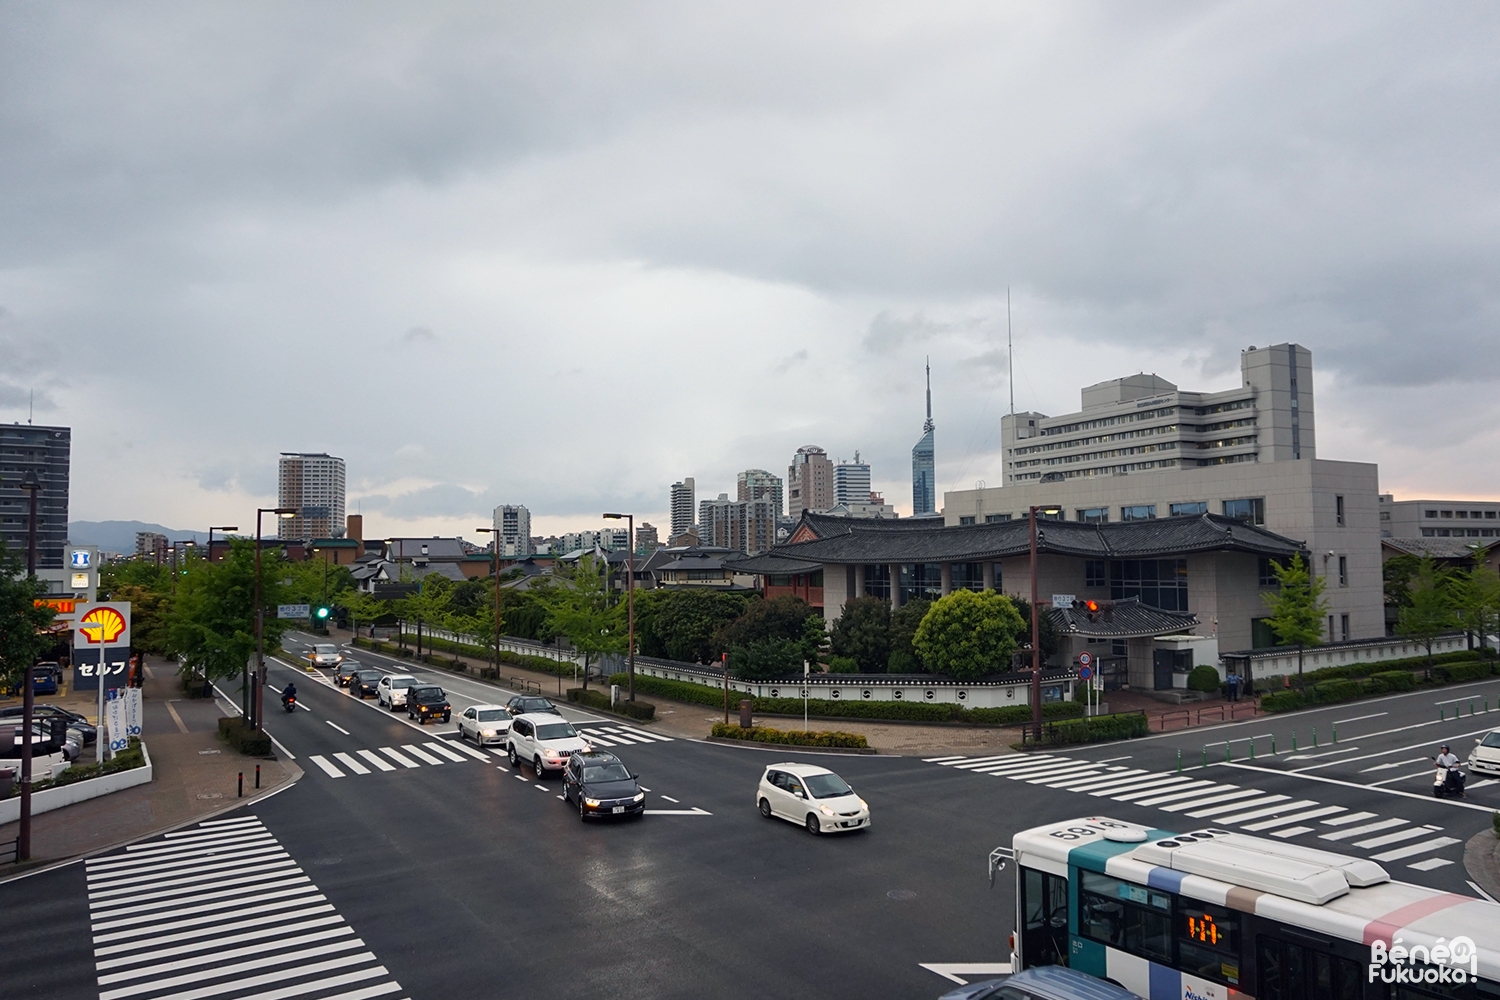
[376,674,418,710]
[309,643,343,667]
[757,762,869,835]
[507,713,592,776]
[1470,730,1500,776]
[457,704,513,746]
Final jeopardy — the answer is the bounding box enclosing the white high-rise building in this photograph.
[278,452,346,540]
[670,477,696,538]
[492,505,533,556]
[736,469,784,519]
[834,453,872,506]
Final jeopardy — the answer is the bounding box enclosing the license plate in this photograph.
[612,806,625,814]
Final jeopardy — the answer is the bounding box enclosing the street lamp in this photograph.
[603,513,635,701]
[252,507,297,730]
[17,470,41,862]
[475,527,503,677]
[1029,504,1062,741]
[208,525,239,563]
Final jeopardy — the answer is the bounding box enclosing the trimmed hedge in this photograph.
[565,687,656,721]
[20,738,146,795]
[1434,661,1496,684]
[1259,658,1497,713]
[1368,670,1416,693]
[607,672,1085,726]
[1188,665,1222,692]
[364,635,579,678]
[218,716,273,756]
[1032,712,1149,746]
[711,723,868,749]
[1263,647,1497,690]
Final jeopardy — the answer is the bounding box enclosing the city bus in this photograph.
[995,816,1500,1000]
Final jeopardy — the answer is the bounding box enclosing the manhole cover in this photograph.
[310,858,342,866]
[887,889,918,901]
[198,749,221,755]
[195,792,224,800]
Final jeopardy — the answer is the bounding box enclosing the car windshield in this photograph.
[315,645,337,654]
[412,687,444,700]
[358,671,381,680]
[803,773,854,799]
[1482,733,1500,749]
[476,710,508,722]
[525,699,553,711]
[582,764,631,782]
[340,663,360,672]
[535,723,578,741]
[387,677,415,688]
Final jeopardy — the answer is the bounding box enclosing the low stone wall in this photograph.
[0,742,153,825]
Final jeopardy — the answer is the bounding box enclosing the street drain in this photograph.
[310,858,342,865]
[198,749,222,755]
[195,792,224,800]
[887,889,917,901]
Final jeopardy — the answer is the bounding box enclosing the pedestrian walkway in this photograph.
[306,738,490,779]
[573,724,674,747]
[922,753,1462,871]
[84,814,409,1000]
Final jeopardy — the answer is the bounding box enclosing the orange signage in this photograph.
[35,598,77,614]
[78,606,128,645]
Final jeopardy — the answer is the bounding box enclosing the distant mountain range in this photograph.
[69,520,204,554]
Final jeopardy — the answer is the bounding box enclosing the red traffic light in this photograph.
[1084,600,1099,613]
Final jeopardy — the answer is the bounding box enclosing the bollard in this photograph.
[1440,706,1445,721]
[1470,699,1476,717]
[237,772,244,798]
[1203,747,1208,768]
[1292,731,1298,752]
[1312,726,1318,748]
[1332,724,1338,744]
[255,764,261,789]
[1249,740,1255,761]
[1271,733,1277,755]
[1226,743,1232,763]
[1177,749,1183,773]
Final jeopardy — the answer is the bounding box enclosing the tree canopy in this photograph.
[719,595,824,680]
[635,588,748,663]
[828,596,891,673]
[1397,558,1458,665]
[1262,553,1328,674]
[912,589,1026,681]
[0,540,58,689]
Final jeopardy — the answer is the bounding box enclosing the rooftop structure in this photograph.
[912,362,936,515]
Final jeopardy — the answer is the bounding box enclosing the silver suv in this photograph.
[507,713,591,777]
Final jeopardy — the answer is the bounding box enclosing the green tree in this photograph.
[828,596,891,672]
[716,595,823,679]
[1383,553,1421,611]
[635,589,749,663]
[1397,559,1459,669]
[1010,597,1061,671]
[913,589,1027,681]
[399,573,459,655]
[1262,552,1329,677]
[543,555,625,690]
[1450,560,1500,653]
[887,597,932,673]
[0,540,58,691]
[108,583,172,655]
[499,587,554,641]
[337,588,392,639]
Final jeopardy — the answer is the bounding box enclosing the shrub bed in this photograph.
[218,716,273,756]
[710,723,868,749]
[179,672,214,698]
[1188,665,1222,692]
[23,738,146,794]
[363,635,580,678]
[1368,670,1417,693]
[1258,658,1497,713]
[1031,712,1149,746]
[566,687,656,721]
[1434,661,1496,684]
[1263,647,1496,690]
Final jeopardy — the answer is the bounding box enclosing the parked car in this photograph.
[30,663,60,696]
[309,644,344,668]
[757,762,869,835]
[334,661,363,687]
[0,718,77,761]
[507,713,590,776]
[351,669,383,699]
[376,674,417,711]
[505,695,560,717]
[456,705,512,746]
[938,966,1145,1000]
[406,685,451,725]
[1470,730,1500,776]
[563,750,645,821]
[0,704,96,745]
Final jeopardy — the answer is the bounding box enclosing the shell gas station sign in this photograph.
[72,601,132,691]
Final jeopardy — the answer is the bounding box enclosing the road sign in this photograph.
[71,549,92,569]
[77,602,131,648]
[1051,593,1075,609]
[1078,665,1093,681]
[1077,651,1093,668]
[278,604,311,619]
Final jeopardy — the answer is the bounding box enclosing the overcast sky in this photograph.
[4,2,1498,542]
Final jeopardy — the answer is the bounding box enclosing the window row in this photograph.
[1037,406,1179,438]
[1010,424,1180,458]
[1425,509,1499,520]
[1422,528,1499,538]
[971,498,1263,526]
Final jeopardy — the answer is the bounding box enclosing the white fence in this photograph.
[1221,633,1475,683]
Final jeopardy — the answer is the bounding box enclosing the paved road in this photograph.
[5,650,1497,999]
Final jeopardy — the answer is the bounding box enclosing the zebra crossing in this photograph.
[305,725,672,779]
[85,814,409,1000]
[924,753,1462,871]
[574,724,674,748]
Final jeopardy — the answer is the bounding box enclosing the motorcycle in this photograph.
[282,696,297,714]
[1433,762,1467,799]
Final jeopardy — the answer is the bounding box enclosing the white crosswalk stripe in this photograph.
[575,724,674,746]
[85,816,406,1000]
[303,743,493,778]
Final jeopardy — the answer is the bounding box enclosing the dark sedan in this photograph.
[407,685,450,724]
[505,695,560,717]
[563,751,645,822]
[351,669,383,699]
[334,661,363,687]
[0,704,97,745]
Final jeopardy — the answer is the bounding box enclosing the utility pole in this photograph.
[604,513,635,700]
[17,471,41,861]
[1029,504,1060,741]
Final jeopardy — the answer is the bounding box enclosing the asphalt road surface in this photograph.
[3,643,1496,999]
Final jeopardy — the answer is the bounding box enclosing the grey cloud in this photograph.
[401,326,437,346]
[772,349,808,374]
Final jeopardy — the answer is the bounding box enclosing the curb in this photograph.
[703,736,879,755]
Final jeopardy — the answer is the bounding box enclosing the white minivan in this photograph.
[757,762,869,835]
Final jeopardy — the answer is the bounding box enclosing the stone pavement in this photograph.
[0,656,300,873]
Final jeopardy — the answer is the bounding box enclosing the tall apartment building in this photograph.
[912,361,936,516]
[736,469,784,519]
[835,452,872,505]
[944,344,1382,645]
[135,531,169,562]
[492,504,533,556]
[278,452,346,540]
[1379,494,1500,540]
[0,423,70,570]
[788,446,834,516]
[670,478,696,539]
[635,522,660,552]
[700,494,777,554]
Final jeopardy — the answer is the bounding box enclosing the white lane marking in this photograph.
[922,755,968,763]
[92,883,320,934]
[88,848,291,890]
[1333,712,1388,725]
[442,740,492,761]
[513,774,527,781]
[1132,783,1234,807]
[1219,760,1500,814]
[326,721,351,735]
[1353,827,1435,850]
[1183,794,1291,819]
[582,732,620,746]
[356,750,396,772]
[495,766,509,773]
[615,725,673,742]
[309,755,345,779]
[1159,788,1264,813]
[1319,818,1406,841]
[660,795,680,803]
[918,962,1013,985]
[1110,778,1206,802]
[98,930,361,985]
[1409,858,1454,871]
[423,741,466,762]
[1321,811,1377,826]
[1241,805,1347,831]
[1270,826,1316,838]
[643,807,712,815]
[1092,755,1134,764]
[195,815,263,829]
[1284,746,1363,761]
[534,784,548,791]
[639,786,651,792]
[1045,770,1152,792]
[1292,724,1499,772]
[1369,770,1436,788]
[96,906,337,958]
[1370,837,1461,862]
[947,755,1028,769]
[333,752,371,775]
[1213,799,1320,826]
[1469,779,1498,789]
[1088,775,1196,798]
[400,745,443,765]
[1359,758,1428,773]
[1468,880,1498,902]
[378,747,421,769]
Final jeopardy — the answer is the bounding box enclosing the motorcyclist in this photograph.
[281,682,298,706]
[1433,744,1465,798]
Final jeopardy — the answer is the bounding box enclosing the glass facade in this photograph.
[1121,505,1157,521]
[863,563,891,599]
[1077,507,1109,524]
[899,563,943,604]
[1170,501,1208,516]
[1223,497,1266,525]
[1110,558,1189,611]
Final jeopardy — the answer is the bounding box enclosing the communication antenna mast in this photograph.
[1007,287,1014,416]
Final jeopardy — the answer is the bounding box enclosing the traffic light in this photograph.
[315,605,331,620]
[1084,599,1100,621]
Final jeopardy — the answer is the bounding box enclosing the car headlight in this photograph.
[633,791,645,802]
[543,748,559,758]
[480,729,495,737]
[818,804,835,816]
[584,798,601,807]
[859,799,868,810]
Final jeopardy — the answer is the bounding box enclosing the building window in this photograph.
[1335,495,1345,526]
[1077,507,1109,524]
[1038,510,1064,521]
[952,563,986,591]
[1085,560,1106,587]
[1422,528,1436,537]
[1328,615,1335,642]
[1223,497,1265,525]
[863,564,891,599]
[1170,501,1207,517]
[1109,558,1188,611]
[1340,614,1350,642]
[1257,557,1279,587]
[1456,511,1469,519]
[1120,505,1157,522]
[1112,639,1128,657]
[959,516,976,525]
[1439,528,1451,537]
[1487,511,1498,519]
[985,513,1012,523]
[1425,509,1438,518]
[1441,510,1453,518]
[900,564,943,603]
[1338,555,1348,587]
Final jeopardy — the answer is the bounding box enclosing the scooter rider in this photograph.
[281,681,298,707]
[1433,744,1466,798]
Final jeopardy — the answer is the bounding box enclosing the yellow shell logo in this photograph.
[79,606,126,644]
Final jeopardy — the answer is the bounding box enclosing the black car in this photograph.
[505,695,560,717]
[407,685,451,724]
[334,661,364,687]
[352,669,383,699]
[563,751,645,822]
[0,704,97,745]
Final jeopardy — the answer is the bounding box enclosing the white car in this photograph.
[507,713,591,776]
[457,704,512,746]
[756,762,869,835]
[376,674,418,711]
[1470,730,1500,776]
[308,643,343,667]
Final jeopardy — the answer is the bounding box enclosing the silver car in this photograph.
[376,674,418,711]
[456,705,513,746]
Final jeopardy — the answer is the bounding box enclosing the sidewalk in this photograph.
[0,656,300,873]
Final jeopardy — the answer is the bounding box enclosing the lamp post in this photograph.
[17,471,41,862]
[208,525,239,564]
[253,507,297,730]
[475,527,502,676]
[603,512,635,701]
[1029,504,1061,741]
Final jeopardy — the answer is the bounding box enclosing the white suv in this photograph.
[376,675,418,710]
[507,713,591,776]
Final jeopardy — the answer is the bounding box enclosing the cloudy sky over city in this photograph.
[4,2,1498,541]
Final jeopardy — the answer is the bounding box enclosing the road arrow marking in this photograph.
[919,963,1012,985]
[643,807,712,816]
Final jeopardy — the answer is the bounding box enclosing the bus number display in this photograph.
[1185,912,1223,946]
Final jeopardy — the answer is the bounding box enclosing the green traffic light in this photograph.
[316,606,330,619]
